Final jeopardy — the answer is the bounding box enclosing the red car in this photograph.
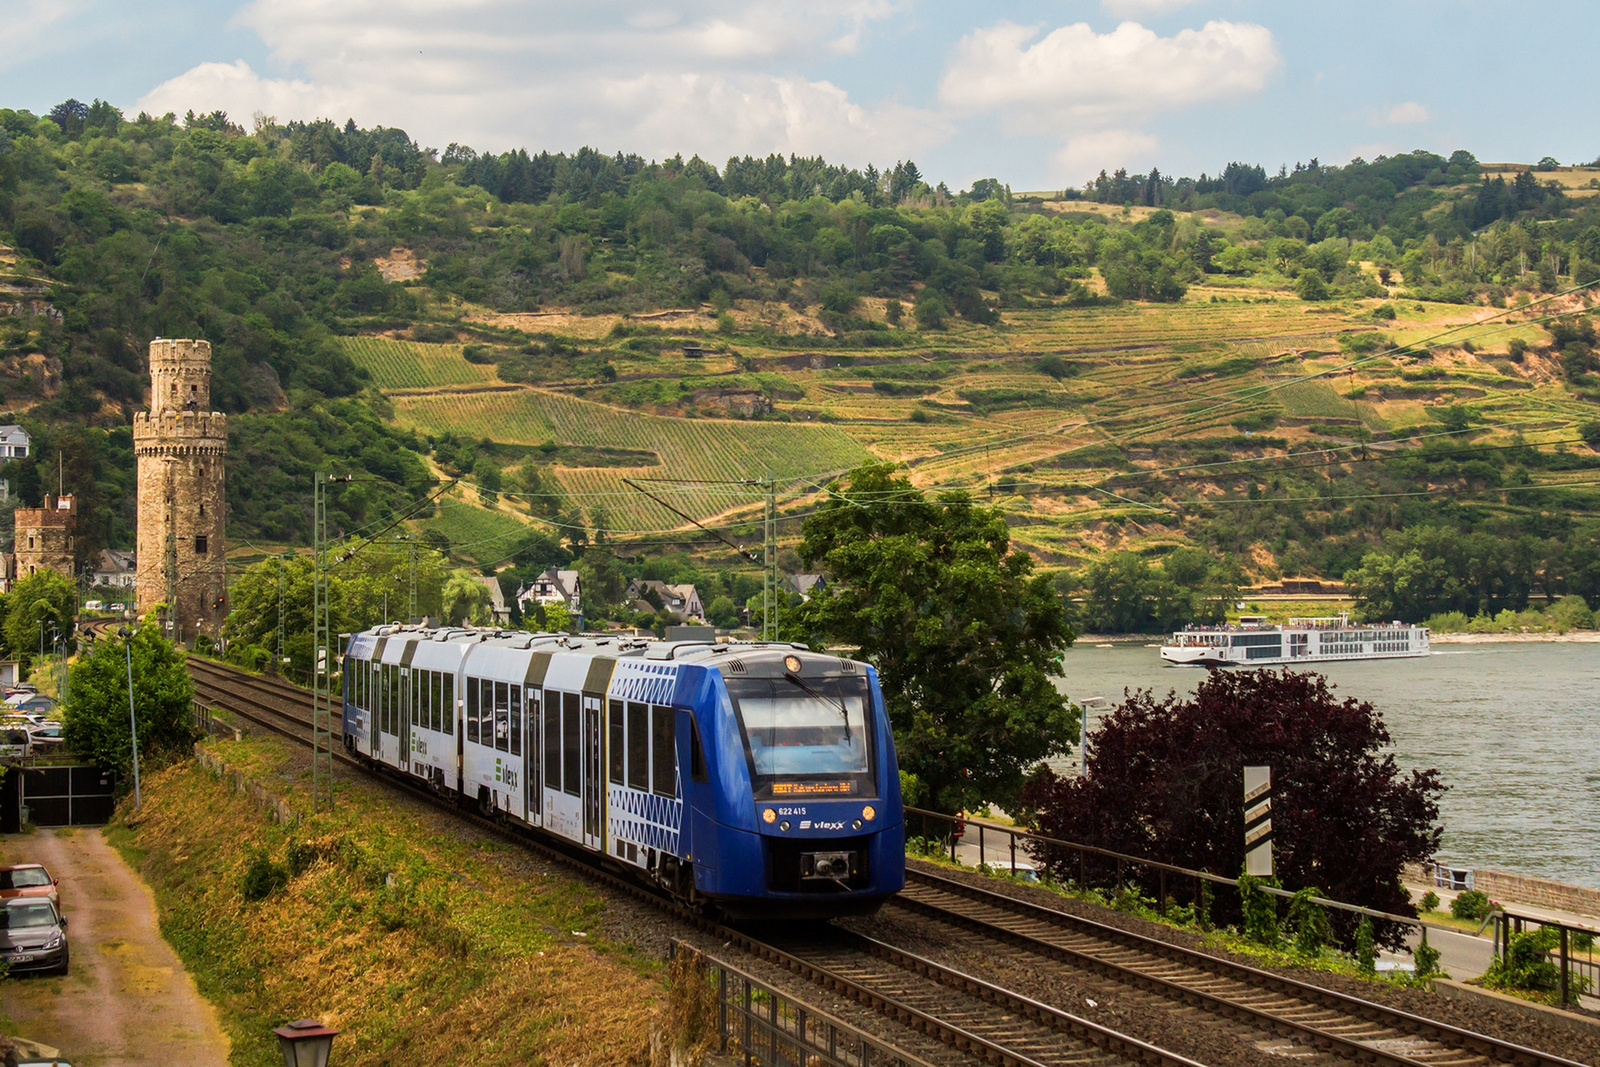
[0,865,61,909]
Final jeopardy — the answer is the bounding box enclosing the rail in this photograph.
[906,806,1459,938]
[668,942,937,1067]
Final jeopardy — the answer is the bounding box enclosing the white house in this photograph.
[478,576,511,625]
[0,426,30,460]
[517,568,581,615]
[92,549,137,590]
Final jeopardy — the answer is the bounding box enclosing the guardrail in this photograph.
[907,806,1600,1006]
[668,941,934,1067]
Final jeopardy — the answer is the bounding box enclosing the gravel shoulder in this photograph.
[0,827,230,1066]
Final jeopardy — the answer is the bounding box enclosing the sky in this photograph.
[2,1,1595,192]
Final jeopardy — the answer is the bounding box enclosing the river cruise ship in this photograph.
[1160,614,1429,667]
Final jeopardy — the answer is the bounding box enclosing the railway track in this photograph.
[186,658,1592,1067]
[887,873,1590,1067]
[184,657,1199,1067]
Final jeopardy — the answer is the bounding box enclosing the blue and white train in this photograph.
[341,627,905,918]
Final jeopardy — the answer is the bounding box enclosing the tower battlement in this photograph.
[147,337,216,416]
[136,338,228,644]
[132,410,229,450]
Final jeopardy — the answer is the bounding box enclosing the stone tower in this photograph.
[13,493,77,580]
[133,339,227,644]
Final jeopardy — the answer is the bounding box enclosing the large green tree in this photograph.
[796,463,1076,814]
[64,624,196,780]
[3,569,77,667]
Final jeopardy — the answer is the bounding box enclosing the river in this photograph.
[1053,642,1600,889]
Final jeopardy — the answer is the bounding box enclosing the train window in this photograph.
[527,690,541,815]
[626,702,649,791]
[562,693,581,797]
[543,689,561,788]
[689,717,708,784]
[412,671,421,727]
[494,681,510,753]
[443,675,454,736]
[651,705,676,798]
[466,677,480,744]
[607,700,624,784]
[509,686,522,757]
[431,672,442,733]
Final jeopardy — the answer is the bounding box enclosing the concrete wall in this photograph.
[1410,862,1600,918]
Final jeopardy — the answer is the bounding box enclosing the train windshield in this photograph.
[727,675,874,798]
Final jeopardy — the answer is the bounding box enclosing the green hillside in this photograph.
[4,100,1600,625]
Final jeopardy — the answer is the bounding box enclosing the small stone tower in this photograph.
[13,493,77,579]
[133,339,228,644]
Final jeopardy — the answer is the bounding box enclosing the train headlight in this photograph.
[851,819,863,830]
[783,654,802,674]
[762,807,777,824]
[862,805,876,822]
[779,820,790,832]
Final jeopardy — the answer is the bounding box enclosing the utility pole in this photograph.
[762,473,777,641]
[312,472,349,814]
[407,536,418,623]
[276,553,288,672]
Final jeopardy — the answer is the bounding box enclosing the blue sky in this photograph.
[2,1,1594,191]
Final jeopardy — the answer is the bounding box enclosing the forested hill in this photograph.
[3,99,1600,598]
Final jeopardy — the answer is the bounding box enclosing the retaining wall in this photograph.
[1408,863,1600,919]
[192,744,298,826]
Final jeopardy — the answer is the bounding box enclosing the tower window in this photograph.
[195,535,208,555]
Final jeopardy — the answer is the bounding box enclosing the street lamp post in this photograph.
[118,627,142,809]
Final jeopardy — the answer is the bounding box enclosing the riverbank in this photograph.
[1071,631,1600,646]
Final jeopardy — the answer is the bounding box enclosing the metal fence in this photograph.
[906,806,1600,1008]
[669,942,934,1067]
[1490,911,1599,1008]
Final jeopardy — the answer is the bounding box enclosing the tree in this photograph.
[64,625,197,782]
[705,595,739,628]
[913,288,949,330]
[4,570,76,669]
[441,570,491,625]
[1296,270,1330,301]
[1020,669,1445,942]
[797,463,1077,813]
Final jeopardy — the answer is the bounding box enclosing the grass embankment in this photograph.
[109,738,660,1066]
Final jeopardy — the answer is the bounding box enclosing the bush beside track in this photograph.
[106,737,663,1067]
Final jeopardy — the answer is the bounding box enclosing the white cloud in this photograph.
[940,18,1279,183]
[940,20,1279,127]
[135,0,936,166]
[1100,0,1203,16]
[1379,101,1432,125]
[1052,130,1159,180]
[0,0,85,74]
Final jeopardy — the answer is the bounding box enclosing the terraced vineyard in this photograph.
[342,337,502,390]
[394,387,871,529]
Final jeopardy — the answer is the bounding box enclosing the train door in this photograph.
[583,694,602,850]
[525,688,541,826]
[397,667,411,773]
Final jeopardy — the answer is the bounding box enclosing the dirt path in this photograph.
[0,827,230,1066]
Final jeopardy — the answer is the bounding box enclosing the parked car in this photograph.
[0,898,69,976]
[0,865,60,908]
[4,684,37,699]
[6,696,56,716]
[27,725,64,749]
[0,727,30,759]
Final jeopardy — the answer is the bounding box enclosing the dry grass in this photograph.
[111,740,662,1066]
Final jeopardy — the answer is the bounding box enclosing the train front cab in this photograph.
[676,648,904,920]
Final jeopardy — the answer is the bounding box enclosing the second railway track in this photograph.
[184,657,1592,1067]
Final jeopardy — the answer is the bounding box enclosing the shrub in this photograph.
[241,848,289,902]
[1287,887,1333,955]
[1354,917,1377,975]
[1297,271,1331,301]
[1414,930,1442,977]
[1372,303,1397,321]
[1579,420,1600,448]
[1507,338,1529,363]
[1481,927,1584,997]
[1238,872,1281,947]
[1450,889,1491,920]
[1420,890,1441,912]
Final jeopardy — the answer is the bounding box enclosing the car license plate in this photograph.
[9,953,33,962]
